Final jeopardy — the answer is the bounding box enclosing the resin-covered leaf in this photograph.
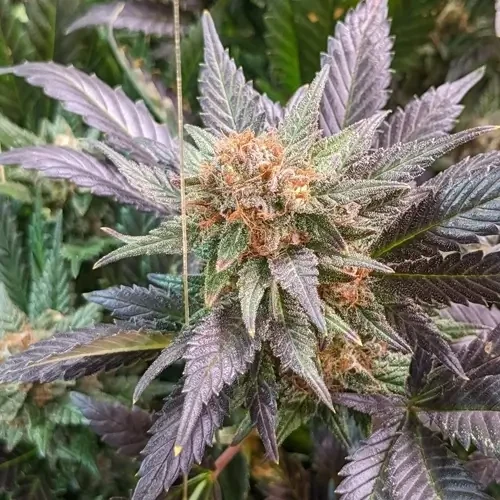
[377,67,485,147]
[336,426,398,499]
[388,424,489,499]
[278,66,328,164]
[0,146,159,212]
[67,1,175,37]
[94,219,185,268]
[386,302,465,378]
[238,259,270,336]
[418,376,500,459]
[216,223,248,271]
[269,248,326,333]
[175,306,257,450]
[134,392,228,500]
[0,326,172,383]
[345,306,411,353]
[441,303,500,330]
[199,12,264,136]
[89,141,179,211]
[133,329,192,403]
[320,0,392,136]
[85,284,183,328]
[374,152,500,257]
[269,304,332,409]
[0,63,172,146]
[369,126,495,182]
[247,352,278,462]
[466,452,500,488]
[377,251,500,306]
[71,392,152,457]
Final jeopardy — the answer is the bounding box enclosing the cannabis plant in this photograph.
[2,0,500,498]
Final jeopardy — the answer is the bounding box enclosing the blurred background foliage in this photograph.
[0,0,500,498]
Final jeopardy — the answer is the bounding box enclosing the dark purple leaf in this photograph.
[70,392,153,457]
[466,452,500,488]
[174,306,258,451]
[133,392,228,500]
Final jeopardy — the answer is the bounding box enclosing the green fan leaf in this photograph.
[0,199,28,311]
[269,302,332,410]
[269,248,326,333]
[94,218,187,269]
[216,223,249,272]
[238,258,270,337]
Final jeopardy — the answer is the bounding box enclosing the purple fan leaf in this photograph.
[133,392,228,500]
[67,1,178,37]
[0,146,163,213]
[320,0,392,136]
[70,392,153,457]
[377,67,485,148]
[174,306,258,451]
[0,325,172,383]
[0,63,174,150]
[199,12,265,136]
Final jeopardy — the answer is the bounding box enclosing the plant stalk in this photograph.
[173,0,190,326]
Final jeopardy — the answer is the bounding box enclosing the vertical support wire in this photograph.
[173,0,190,326]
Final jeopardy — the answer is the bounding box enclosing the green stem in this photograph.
[106,4,166,123]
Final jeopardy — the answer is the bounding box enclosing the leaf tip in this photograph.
[174,445,183,457]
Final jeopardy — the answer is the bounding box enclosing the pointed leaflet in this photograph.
[344,306,411,353]
[238,259,270,336]
[94,218,187,269]
[199,12,264,136]
[334,393,405,421]
[246,352,278,462]
[0,146,161,213]
[0,62,173,147]
[133,392,228,500]
[0,200,28,311]
[386,302,466,378]
[442,303,500,330]
[377,67,485,148]
[133,329,192,403]
[388,424,489,500]
[67,1,175,37]
[276,390,318,444]
[278,67,328,165]
[28,211,71,319]
[417,376,500,459]
[175,306,257,450]
[269,248,326,333]
[466,452,500,488]
[85,284,184,329]
[0,326,173,383]
[369,126,495,183]
[216,223,249,271]
[269,301,332,409]
[325,306,361,345]
[320,0,392,136]
[70,392,152,457]
[336,426,398,500]
[0,283,27,334]
[377,250,500,306]
[89,141,179,211]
